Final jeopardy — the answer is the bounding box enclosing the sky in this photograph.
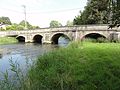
[0,0,87,27]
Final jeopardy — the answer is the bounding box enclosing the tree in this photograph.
[0,16,12,25]
[110,0,120,24]
[50,20,62,28]
[6,23,24,30]
[73,0,120,25]
[66,20,73,26]
[73,0,110,25]
[19,20,32,29]
[19,20,40,29]
[32,26,40,29]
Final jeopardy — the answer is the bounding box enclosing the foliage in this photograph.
[83,38,109,43]
[0,37,18,44]
[73,0,120,25]
[0,58,32,90]
[19,20,40,30]
[0,17,12,25]
[1,42,120,89]
[19,20,32,29]
[111,0,120,24]
[32,26,40,29]
[0,17,40,30]
[27,42,120,90]
[0,27,6,31]
[6,23,24,30]
[4,21,40,30]
[66,20,73,26]
[50,20,62,28]
[97,37,108,43]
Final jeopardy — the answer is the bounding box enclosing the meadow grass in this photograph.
[1,42,120,90]
[27,42,120,90]
[0,37,18,45]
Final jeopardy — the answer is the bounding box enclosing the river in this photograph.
[0,37,70,79]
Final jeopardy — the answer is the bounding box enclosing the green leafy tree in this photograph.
[73,0,111,25]
[50,20,62,28]
[19,20,32,29]
[6,23,24,30]
[73,0,120,25]
[110,0,120,24]
[0,16,12,25]
[66,20,73,26]
[32,26,40,29]
[19,20,40,29]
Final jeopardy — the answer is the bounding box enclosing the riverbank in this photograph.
[1,42,120,90]
[27,42,120,90]
[0,37,18,44]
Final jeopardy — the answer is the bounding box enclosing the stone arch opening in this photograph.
[16,36,25,42]
[33,35,43,44]
[82,33,106,42]
[51,33,70,44]
[83,33,106,39]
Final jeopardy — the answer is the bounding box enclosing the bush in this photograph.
[83,38,109,43]
[97,37,108,43]
[82,38,97,43]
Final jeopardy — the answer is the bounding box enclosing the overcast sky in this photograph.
[0,0,87,27]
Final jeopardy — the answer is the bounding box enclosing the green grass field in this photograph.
[27,42,120,90]
[0,37,18,44]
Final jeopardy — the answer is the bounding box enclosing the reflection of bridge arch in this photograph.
[51,33,71,44]
[82,32,107,40]
[16,36,25,42]
[33,34,43,43]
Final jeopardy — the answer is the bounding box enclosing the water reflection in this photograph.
[0,37,70,79]
[58,37,70,46]
[0,43,56,79]
[0,54,2,58]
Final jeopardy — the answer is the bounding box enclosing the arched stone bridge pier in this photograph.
[0,25,120,44]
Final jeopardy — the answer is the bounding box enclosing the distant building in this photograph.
[0,24,10,30]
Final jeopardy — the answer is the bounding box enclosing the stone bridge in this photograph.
[0,25,120,44]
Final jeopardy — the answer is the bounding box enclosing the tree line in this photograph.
[0,16,74,31]
[73,0,120,25]
[0,17,40,31]
[2,0,119,30]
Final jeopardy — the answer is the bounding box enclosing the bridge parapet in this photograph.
[0,25,117,35]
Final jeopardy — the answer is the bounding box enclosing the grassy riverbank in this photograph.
[1,42,120,90]
[0,37,18,44]
[27,42,120,90]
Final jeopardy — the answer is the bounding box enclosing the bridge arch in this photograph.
[33,34,43,43]
[16,36,25,42]
[51,33,71,44]
[82,33,106,40]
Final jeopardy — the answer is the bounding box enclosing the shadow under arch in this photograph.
[51,33,71,44]
[82,33,106,40]
[16,36,25,42]
[33,34,43,44]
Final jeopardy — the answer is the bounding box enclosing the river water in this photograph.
[0,37,69,79]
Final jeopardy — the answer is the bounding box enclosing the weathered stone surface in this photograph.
[0,25,120,43]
